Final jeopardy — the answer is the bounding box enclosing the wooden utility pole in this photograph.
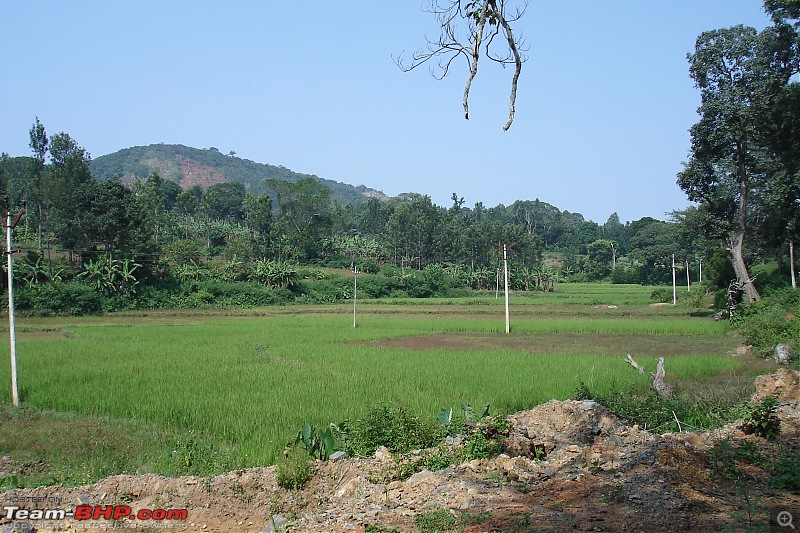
[686,260,690,292]
[672,254,677,305]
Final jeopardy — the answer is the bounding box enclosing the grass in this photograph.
[0,283,759,485]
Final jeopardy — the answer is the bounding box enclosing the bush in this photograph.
[356,258,380,274]
[338,405,443,457]
[733,289,800,357]
[16,282,103,316]
[463,432,502,461]
[356,274,403,299]
[298,276,352,303]
[650,287,671,303]
[276,448,313,490]
[740,393,781,440]
[195,281,294,307]
[611,268,640,284]
[415,509,457,533]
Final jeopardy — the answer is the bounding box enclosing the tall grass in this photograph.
[0,312,740,473]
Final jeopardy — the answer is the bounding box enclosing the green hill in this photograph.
[89,144,388,205]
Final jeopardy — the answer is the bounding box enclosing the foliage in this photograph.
[415,508,457,533]
[650,287,671,303]
[191,281,294,308]
[769,452,800,491]
[733,288,800,357]
[77,255,141,296]
[276,448,313,490]
[16,282,102,316]
[579,383,745,433]
[337,405,443,457]
[294,423,336,461]
[462,432,502,461]
[739,393,781,439]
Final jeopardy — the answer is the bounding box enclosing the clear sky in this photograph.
[0,1,773,224]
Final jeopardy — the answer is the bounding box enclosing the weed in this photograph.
[485,470,509,484]
[276,448,313,490]
[371,445,459,483]
[231,480,251,502]
[463,432,502,461]
[365,525,401,533]
[415,509,457,533]
[0,473,22,490]
[461,512,493,523]
[337,405,442,457]
[601,485,625,503]
[739,393,781,440]
[769,452,800,491]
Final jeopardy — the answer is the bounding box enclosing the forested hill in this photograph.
[89,144,388,205]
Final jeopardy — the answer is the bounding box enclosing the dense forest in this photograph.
[0,0,798,316]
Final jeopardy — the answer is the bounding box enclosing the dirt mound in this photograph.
[2,373,800,533]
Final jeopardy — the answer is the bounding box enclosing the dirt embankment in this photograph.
[2,370,799,533]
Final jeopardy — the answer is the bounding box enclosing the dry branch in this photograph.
[397,0,529,130]
[624,355,673,399]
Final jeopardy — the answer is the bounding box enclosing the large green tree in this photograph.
[677,24,797,302]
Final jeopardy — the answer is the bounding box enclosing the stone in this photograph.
[329,451,348,462]
[774,343,792,365]
[736,345,753,357]
[754,368,800,402]
[265,514,288,532]
[374,446,393,462]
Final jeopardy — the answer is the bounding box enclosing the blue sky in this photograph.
[0,1,772,224]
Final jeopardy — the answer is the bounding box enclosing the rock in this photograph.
[736,345,753,357]
[504,399,626,459]
[754,368,800,402]
[265,514,288,532]
[374,446,393,461]
[774,343,792,365]
[329,451,348,462]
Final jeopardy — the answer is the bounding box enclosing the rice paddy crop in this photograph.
[0,289,744,476]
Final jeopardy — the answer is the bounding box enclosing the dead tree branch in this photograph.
[624,355,673,400]
[396,0,529,130]
[625,354,645,374]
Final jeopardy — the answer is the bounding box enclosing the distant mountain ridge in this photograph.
[89,144,389,205]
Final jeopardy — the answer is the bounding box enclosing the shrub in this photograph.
[740,393,781,440]
[650,287,671,303]
[611,267,640,284]
[415,509,457,533]
[733,289,800,357]
[355,274,403,299]
[276,448,313,490]
[338,405,442,457]
[298,277,352,303]
[356,258,380,274]
[463,432,502,461]
[195,281,294,307]
[16,282,103,316]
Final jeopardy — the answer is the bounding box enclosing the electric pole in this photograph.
[495,242,515,333]
[5,196,25,407]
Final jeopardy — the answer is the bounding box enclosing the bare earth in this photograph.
[1,371,799,533]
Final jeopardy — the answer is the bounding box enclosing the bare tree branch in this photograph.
[396,0,529,130]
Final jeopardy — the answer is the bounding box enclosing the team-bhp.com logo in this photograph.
[3,504,188,521]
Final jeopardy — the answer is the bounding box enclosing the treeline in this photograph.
[0,103,795,315]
